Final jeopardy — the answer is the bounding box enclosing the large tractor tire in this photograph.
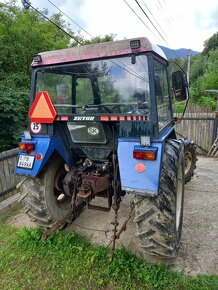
[134,139,185,257]
[183,139,197,184]
[19,156,72,227]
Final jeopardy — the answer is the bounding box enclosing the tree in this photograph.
[0,1,114,151]
[188,31,218,110]
[202,32,218,55]
[81,34,115,45]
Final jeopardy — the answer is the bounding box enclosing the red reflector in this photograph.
[18,142,34,152]
[61,116,69,121]
[36,153,43,161]
[133,150,156,160]
[100,116,109,121]
[135,163,146,173]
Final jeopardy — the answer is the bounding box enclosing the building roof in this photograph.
[32,37,167,67]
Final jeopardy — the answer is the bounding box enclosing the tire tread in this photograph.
[134,139,184,257]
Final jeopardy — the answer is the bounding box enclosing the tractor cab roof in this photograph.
[32,37,167,67]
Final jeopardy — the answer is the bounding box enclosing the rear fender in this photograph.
[16,135,73,177]
[118,139,163,197]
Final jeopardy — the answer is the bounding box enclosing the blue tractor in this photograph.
[16,38,196,257]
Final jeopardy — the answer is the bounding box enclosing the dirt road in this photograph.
[6,156,218,276]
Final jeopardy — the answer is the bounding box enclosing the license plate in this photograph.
[17,155,35,169]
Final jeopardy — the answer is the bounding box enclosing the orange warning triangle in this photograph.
[29,91,57,123]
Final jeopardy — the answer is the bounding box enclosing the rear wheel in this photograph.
[134,139,185,257]
[183,139,197,184]
[20,156,72,227]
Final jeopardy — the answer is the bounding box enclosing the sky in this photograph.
[3,0,218,52]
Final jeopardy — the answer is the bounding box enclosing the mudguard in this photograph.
[117,138,164,197]
[16,135,73,177]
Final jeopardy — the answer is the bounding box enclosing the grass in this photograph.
[0,221,217,290]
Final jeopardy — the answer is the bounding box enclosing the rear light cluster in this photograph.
[133,146,158,161]
[18,142,35,152]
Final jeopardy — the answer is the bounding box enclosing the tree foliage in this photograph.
[202,32,218,55]
[0,1,114,151]
[189,32,218,110]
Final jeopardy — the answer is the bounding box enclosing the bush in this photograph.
[0,83,29,152]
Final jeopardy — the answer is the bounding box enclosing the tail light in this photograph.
[18,142,35,152]
[133,146,158,161]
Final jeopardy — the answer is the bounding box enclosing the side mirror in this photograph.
[172,71,188,101]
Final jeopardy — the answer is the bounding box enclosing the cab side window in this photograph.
[154,60,171,131]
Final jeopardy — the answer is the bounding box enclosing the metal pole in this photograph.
[186,49,191,85]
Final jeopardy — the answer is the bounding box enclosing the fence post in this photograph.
[213,111,218,143]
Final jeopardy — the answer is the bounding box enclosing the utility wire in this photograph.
[124,0,173,53]
[158,0,163,10]
[141,0,181,60]
[21,0,83,45]
[134,0,168,45]
[126,0,181,59]
[122,0,165,44]
[141,0,168,40]
[122,0,151,31]
[47,0,93,39]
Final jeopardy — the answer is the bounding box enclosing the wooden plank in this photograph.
[0,152,9,193]
[208,120,213,149]
[0,148,21,200]
[3,153,12,190]
[8,157,15,187]
[0,158,4,194]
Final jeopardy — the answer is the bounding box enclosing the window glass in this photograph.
[154,60,171,130]
[36,73,72,114]
[35,55,150,116]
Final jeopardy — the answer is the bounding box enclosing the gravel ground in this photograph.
[6,156,218,276]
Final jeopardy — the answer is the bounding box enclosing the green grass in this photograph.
[0,222,217,290]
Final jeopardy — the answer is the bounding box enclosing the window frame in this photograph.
[148,54,174,137]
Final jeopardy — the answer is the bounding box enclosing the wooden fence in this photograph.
[0,148,22,202]
[185,104,212,113]
[175,111,217,153]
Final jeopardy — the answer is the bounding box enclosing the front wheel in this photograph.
[134,139,185,257]
[183,139,197,184]
[20,156,72,226]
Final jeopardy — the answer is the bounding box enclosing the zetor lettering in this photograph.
[73,116,95,121]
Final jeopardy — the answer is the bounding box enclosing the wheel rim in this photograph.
[176,161,183,231]
[54,168,71,210]
[184,151,192,175]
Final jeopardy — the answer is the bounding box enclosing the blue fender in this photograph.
[16,135,73,177]
[117,138,163,197]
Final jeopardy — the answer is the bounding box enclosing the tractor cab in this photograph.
[32,38,176,142]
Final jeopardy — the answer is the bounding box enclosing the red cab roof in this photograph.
[32,37,167,66]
